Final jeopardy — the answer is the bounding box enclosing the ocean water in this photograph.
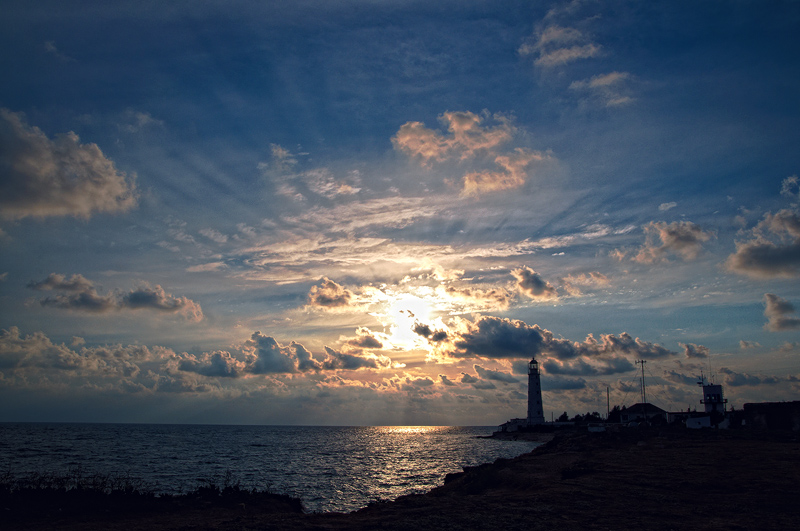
[0,424,539,513]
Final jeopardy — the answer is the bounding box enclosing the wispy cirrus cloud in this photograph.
[519,25,601,67]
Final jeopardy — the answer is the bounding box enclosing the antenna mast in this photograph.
[636,360,647,404]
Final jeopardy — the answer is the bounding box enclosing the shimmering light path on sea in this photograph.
[0,424,540,513]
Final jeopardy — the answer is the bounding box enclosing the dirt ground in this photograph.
[6,427,800,530]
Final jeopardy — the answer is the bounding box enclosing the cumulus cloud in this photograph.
[726,207,800,278]
[519,25,601,67]
[659,202,678,211]
[615,221,715,263]
[322,346,392,371]
[680,343,710,359]
[416,314,675,361]
[717,367,787,387]
[307,278,354,308]
[512,266,559,300]
[392,111,550,197]
[0,326,151,376]
[28,273,203,321]
[0,109,137,220]
[343,327,384,349]
[763,293,800,331]
[739,340,761,349]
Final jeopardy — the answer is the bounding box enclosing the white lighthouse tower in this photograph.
[527,358,545,425]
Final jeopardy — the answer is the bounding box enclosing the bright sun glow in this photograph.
[385,294,433,349]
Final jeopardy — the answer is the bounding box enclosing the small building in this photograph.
[497,418,528,432]
[619,403,666,424]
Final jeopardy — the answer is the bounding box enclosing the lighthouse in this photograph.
[527,358,545,425]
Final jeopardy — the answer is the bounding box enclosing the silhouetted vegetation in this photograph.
[0,467,303,526]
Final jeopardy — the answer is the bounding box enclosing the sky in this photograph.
[1,0,799,425]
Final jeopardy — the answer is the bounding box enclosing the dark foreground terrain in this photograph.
[4,428,799,530]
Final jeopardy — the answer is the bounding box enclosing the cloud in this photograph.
[726,207,800,278]
[120,285,204,321]
[27,273,94,292]
[0,326,152,376]
[560,271,609,296]
[392,111,514,165]
[440,284,512,311]
[542,356,634,376]
[781,175,799,199]
[763,293,800,331]
[680,343,710,359]
[0,109,137,220]
[177,350,245,378]
[616,221,715,263]
[322,346,392,371]
[717,367,785,387]
[473,364,519,383]
[569,71,634,107]
[343,327,384,349]
[659,202,678,212]
[417,314,675,361]
[739,340,761,349]
[439,374,457,386]
[243,332,300,374]
[461,148,549,197]
[307,278,354,308]
[43,41,75,62]
[392,111,550,197]
[512,266,559,300]
[28,273,203,321]
[519,25,601,67]
[199,228,229,244]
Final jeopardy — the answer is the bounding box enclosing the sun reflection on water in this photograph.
[377,426,445,435]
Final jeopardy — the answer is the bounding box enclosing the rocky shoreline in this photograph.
[5,427,799,530]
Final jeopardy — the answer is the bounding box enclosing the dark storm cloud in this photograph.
[419,315,676,361]
[680,343,710,359]
[511,266,559,300]
[763,293,800,331]
[28,274,203,321]
[726,207,800,278]
[0,109,137,220]
[307,278,353,308]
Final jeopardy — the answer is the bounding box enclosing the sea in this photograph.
[0,424,539,513]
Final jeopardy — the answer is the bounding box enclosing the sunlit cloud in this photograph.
[614,221,715,263]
